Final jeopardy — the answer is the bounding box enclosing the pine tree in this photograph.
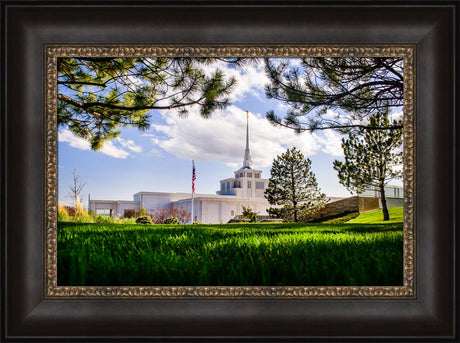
[58,57,237,150]
[264,57,404,133]
[333,110,403,221]
[265,147,326,222]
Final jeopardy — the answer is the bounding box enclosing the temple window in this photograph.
[256,182,265,189]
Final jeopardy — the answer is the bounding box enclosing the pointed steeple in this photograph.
[243,111,253,169]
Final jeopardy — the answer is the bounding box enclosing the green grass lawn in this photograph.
[58,219,403,287]
[347,207,403,224]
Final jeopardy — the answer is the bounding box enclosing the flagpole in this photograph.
[191,160,195,224]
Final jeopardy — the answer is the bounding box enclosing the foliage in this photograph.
[64,206,77,217]
[333,110,403,220]
[266,207,289,221]
[94,215,115,224]
[264,57,404,133]
[57,221,403,286]
[58,206,137,224]
[164,216,179,225]
[58,57,237,150]
[348,207,403,224]
[93,216,137,225]
[123,209,137,218]
[138,207,148,216]
[75,197,87,217]
[58,205,72,222]
[227,218,250,223]
[135,215,153,224]
[59,201,89,221]
[265,147,326,222]
[152,205,191,224]
[241,206,258,222]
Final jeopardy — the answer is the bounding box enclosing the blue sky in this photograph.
[58,59,402,207]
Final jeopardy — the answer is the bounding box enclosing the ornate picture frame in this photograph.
[2,1,456,340]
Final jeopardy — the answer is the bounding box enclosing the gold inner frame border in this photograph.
[45,45,416,299]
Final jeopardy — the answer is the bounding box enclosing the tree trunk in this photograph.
[379,182,390,221]
[293,202,298,222]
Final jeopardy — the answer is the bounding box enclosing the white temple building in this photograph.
[89,115,272,223]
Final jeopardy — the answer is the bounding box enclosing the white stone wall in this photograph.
[91,193,273,223]
[379,197,404,208]
[173,196,271,224]
[89,200,140,218]
[116,202,140,217]
[174,199,201,222]
[361,185,404,198]
[135,192,192,213]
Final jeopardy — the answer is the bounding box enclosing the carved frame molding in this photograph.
[45,45,415,299]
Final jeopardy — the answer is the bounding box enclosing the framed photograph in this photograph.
[2,1,457,341]
[51,49,412,294]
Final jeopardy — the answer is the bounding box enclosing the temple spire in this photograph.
[243,111,253,169]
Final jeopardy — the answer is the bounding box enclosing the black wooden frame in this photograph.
[1,1,458,341]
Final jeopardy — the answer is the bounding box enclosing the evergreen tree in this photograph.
[264,57,404,133]
[265,148,326,222]
[58,57,237,150]
[333,110,403,221]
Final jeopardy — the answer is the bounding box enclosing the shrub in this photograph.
[75,198,88,217]
[123,209,137,218]
[115,217,137,225]
[95,215,114,224]
[164,216,179,224]
[58,205,71,222]
[227,218,250,223]
[64,206,77,217]
[136,215,153,224]
[241,206,258,222]
[138,207,148,216]
[58,204,91,222]
[152,205,191,224]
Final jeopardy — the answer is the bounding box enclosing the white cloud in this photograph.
[99,142,131,159]
[58,129,131,159]
[315,129,345,157]
[149,105,326,168]
[148,148,164,157]
[390,110,404,121]
[200,60,269,102]
[117,138,142,153]
[59,129,91,151]
[288,58,303,68]
[276,102,291,112]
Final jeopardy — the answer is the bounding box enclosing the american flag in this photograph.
[192,160,196,194]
